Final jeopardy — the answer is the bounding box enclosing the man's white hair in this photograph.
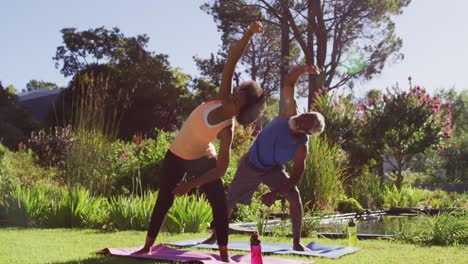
[298,111,325,135]
[309,111,325,135]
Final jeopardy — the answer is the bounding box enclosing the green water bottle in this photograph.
[347,218,358,247]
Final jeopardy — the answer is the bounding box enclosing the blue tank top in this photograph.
[248,117,308,170]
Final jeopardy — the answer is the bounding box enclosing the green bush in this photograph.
[0,144,59,223]
[0,144,58,187]
[382,184,438,208]
[394,210,468,246]
[336,198,364,214]
[109,129,175,195]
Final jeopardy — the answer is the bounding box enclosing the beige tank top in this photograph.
[169,100,233,160]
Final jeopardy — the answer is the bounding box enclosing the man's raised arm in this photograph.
[279,65,320,118]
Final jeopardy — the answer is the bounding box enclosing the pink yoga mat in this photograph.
[102,244,313,264]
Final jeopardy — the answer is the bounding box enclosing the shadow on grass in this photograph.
[50,254,202,264]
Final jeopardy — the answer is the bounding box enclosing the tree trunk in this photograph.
[307,0,327,110]
[396,157,403,190]
[279,0,290,115]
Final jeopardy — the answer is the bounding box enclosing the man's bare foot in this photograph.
[293,243,308,251]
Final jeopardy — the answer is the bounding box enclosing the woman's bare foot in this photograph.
[219,245,230,262]
[133,236,156,254]
[133,247,151,255]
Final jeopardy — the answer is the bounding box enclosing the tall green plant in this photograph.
[350,167,384,209]
[107,192,156,230]
[6,184,50,227]
[299,136,346,211]
[47,188,98,228]
[64,129,115,195]
[165,194,213,234]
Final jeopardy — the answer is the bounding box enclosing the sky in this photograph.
[1,0,467,98]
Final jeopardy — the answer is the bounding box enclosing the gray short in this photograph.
[226,154,296,206]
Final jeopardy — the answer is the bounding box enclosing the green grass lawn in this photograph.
[0,228,466,264]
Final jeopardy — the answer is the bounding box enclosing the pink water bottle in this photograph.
[250,232,263,264]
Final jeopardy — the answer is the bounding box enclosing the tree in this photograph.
[361,85,453,189]
[5,85,17,95]
[0,82,42,150]
[201,0,301,99]
[26,80,59,91]
[202,0,411,108]
[53,27,150,77]
[52,27,194,138]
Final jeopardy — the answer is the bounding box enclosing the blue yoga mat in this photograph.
[167,239,360,259]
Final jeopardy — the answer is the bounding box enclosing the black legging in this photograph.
[147,150,229,246]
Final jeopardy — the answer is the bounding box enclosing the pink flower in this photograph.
[18,141,26,151]
[135,134,143,147]
[383,94,388,102]
[408,75,412,81]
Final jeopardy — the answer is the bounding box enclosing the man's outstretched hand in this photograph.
[261,191,277,207]
[248,21,264,34]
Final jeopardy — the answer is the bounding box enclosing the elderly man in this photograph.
[204,65,325,251]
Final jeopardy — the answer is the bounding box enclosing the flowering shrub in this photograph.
[311,88,374,178]
[311,87,359,147]
[28,125,76,169]
[360,84,454,189]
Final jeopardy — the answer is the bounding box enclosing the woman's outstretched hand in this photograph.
[173,182,193,196]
